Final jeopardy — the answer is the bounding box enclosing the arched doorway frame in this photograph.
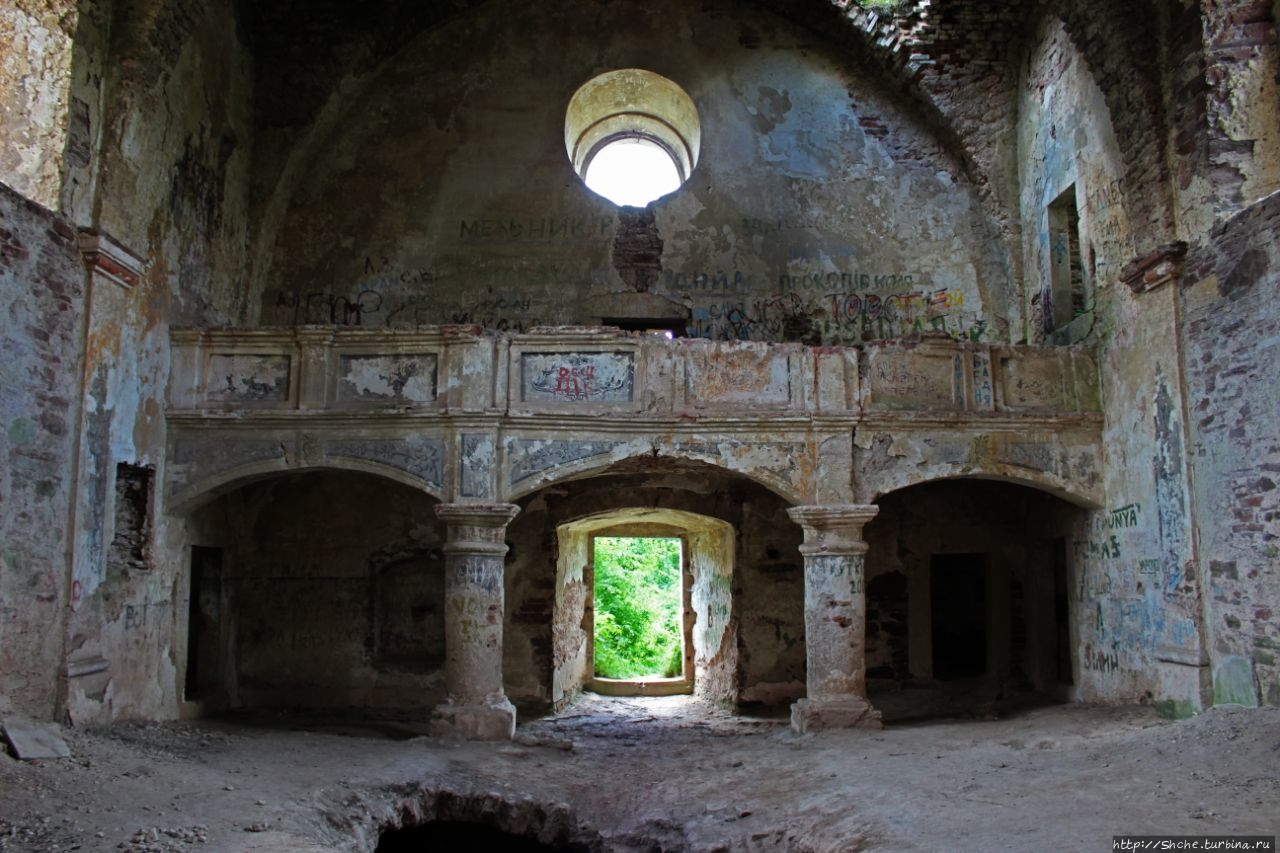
[553,507,736,709]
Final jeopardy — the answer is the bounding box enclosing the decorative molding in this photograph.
[77,229,146,289]
[1120,241,1188,295]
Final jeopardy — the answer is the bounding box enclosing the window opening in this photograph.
[592,536,684,680]
[585,136,682,207]
[109,463,153,573]
[1045,185,1086,334]
[566,69,700,208]
[600,317,686,338]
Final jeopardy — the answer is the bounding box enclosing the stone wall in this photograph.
[0,184,84,718]
[59,0,257,724]
[1182,191,1280,708]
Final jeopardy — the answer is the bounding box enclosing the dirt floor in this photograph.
[1,696,1277,852]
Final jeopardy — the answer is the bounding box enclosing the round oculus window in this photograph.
[565,69,700,208]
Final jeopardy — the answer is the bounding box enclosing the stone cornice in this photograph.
[77,228,146,289]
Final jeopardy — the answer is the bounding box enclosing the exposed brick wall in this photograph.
[1199,0,1280,212]
[1042,0,1175,248]
[1169,1,1214,233]
[109,0,211,87]
[1182,190,1280,706]
[0,182,84,717]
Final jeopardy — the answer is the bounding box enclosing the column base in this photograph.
[790,696,882,733]
[430,697,517,741]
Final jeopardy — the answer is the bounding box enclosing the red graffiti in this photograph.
[553,365,595,401]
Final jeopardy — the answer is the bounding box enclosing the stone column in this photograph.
[787,504,881,733]
[432,503,520,740]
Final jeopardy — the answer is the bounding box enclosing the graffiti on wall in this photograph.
[458,214,614,245]
[686,287,984,343]
[521,353,634,404]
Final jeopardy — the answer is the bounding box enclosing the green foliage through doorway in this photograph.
[593,537,683,679]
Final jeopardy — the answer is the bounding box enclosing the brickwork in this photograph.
[1182,190,1280,706]
[1199,0,1280,212]
[0,183,84,716]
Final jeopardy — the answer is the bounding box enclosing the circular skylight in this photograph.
[584,136,683,207]
[566,69,700,209]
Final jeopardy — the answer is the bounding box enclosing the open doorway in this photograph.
[552,508,735,706]
[931,553,988,680]
[591,536,684,683]
[863,479,1088,719]
[588,532,692,696]
[184,545,223,704]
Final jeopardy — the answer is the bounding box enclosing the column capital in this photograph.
[435,503,520,556]
[787,504,879,556]
[435,502,521,525]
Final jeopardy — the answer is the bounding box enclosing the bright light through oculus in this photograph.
[584,138,682,207]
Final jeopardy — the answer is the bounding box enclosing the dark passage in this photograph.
[184,546,223,702]
[931,554,987,680]
[376,821,571,851]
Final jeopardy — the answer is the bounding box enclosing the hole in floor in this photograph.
[375,821,576,851]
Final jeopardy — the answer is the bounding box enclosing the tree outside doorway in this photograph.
[592,537,683,679]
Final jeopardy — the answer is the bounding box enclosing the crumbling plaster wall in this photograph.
[0,186,85,718]
[1181,192,1280,708]
[61,0,257,724]
[1198,0,1280,213]
[249,0,1011,346]
[1018,18,1207,712]
[0,1,78,210]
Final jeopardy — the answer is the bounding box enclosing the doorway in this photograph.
[931,553,988,680]
[591,536,684,682]
[184,545,223,703]
[588,531,692,696]
[553,508,735,705]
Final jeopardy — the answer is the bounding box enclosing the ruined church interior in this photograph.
[1,0,1278,849]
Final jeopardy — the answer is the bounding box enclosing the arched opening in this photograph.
[863,478,1084,720]
[178,470,444,715]
[502,459,802,715]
